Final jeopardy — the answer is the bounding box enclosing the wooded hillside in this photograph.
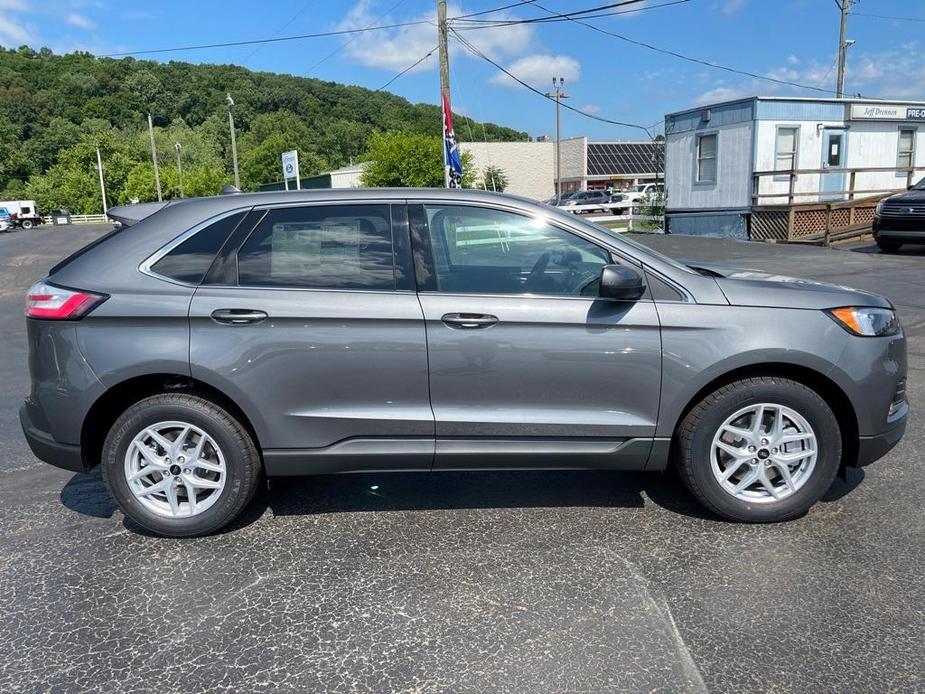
[0,46,527,212]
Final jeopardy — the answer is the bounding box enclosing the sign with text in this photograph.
[281,150,300,190]
[850,104,925,121]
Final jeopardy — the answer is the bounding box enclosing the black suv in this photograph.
[873,178,925,251]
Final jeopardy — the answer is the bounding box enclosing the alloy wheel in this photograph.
[123,421,227,518]
[710,403,817,504]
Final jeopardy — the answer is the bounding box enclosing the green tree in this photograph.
[480,164,509,192]
[121,162,228,203]
[638,190,666,231]
[238,111,328,190]
[360,132,475,188]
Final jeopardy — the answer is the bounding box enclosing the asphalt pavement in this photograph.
[0,223,922,693]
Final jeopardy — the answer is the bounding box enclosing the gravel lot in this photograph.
[0,223,922,693]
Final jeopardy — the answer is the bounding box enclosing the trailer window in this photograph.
[696,133,717,183]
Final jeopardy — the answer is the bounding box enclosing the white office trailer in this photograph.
[664,97,925,238]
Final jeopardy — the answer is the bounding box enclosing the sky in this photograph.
[2,0,925,140]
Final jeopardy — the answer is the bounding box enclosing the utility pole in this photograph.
[95,145,108,213]
[174,142,184,198]
[148,113,162,201]
[545,77,570,202]
[835,0,855,98]
[226,94,240,189]
[437,0,451,109]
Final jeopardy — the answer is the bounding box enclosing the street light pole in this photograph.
[95,145,108,213]
[226,94,240,190]
[174,142,184,198]
[835,0,857,98]
[545,77,570,202]
[147,113,162,202]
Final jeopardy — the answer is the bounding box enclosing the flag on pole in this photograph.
[442,92,462,188]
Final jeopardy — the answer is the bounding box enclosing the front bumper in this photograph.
[856,410,907,467]
[19,403,88,473]
[873,217,925,243]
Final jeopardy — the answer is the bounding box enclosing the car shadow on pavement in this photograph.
[850,244,925,256]
[59,465,866,534]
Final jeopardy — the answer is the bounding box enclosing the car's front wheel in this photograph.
[101,394,262,536]
[675,377,841,522]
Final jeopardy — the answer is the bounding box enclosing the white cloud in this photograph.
[489,54,581,88]
[336,0,533,73]
[786,54,800,66]
[0,0,31,44]
[693,86,748,105]
[720,0,746,14]
[66,12,94,30]
[578,103,601,114]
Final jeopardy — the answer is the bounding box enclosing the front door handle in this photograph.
[210,308,268,325]
[441,313,499,329]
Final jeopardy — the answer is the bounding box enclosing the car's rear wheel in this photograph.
[101,394,261,537]
[21,219,34,230]
[675,377,841,522]
[876,239,902,252]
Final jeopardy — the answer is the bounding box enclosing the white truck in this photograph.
[0,200,43,229]
[618,183,664,208]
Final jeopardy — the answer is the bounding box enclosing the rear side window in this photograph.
[151,211,247,284]
[237,204,394,290]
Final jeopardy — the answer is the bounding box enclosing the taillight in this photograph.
[25,281,106,320]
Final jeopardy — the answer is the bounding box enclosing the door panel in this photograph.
[419,293,662,441]
[821,129,847,200]
[190,288,433,451]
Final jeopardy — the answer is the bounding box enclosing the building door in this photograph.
[821,128,847,200]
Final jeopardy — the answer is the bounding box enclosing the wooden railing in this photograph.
[749,194,884,245]
[752,165,922,206]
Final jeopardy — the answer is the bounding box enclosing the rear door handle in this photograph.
[441,313,499,329]
[210,308,268,325]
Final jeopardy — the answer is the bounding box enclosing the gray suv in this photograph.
[20,189,907,536]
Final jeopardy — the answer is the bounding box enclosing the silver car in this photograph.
[20,189,907,536]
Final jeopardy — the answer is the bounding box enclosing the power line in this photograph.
[454,0,651,25]
[99,19,433,57]
[518,0,843,96]
[850,11,925,23]
[454,0,689,25]
[450,27,654,137]
[306,0,412,75]
[241,0,317,64]
[451,0,538,20]
[373,46,438,92]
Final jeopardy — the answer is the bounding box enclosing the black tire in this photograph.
[675,377,841,523]
[101,393,261,537]
[876,239,902,252]
[21,219,33,229]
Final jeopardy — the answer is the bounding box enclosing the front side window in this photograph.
[237,204,394,290]
[423,204,610,297]
[697,133,717,183]
[775,127,798,172]
[898,129,916,169]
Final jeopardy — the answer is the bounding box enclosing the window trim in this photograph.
[897,127,917,175]
[139,207,253,287]
[773,124,800,181]
[234,201,400,293]
[694,132,718,185]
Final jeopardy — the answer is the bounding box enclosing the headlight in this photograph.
[828,306,900,337]
[875,200,884,215]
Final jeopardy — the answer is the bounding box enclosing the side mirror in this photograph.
[599,264,645,301]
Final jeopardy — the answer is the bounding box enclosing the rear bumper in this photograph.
[19,403,88,473]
